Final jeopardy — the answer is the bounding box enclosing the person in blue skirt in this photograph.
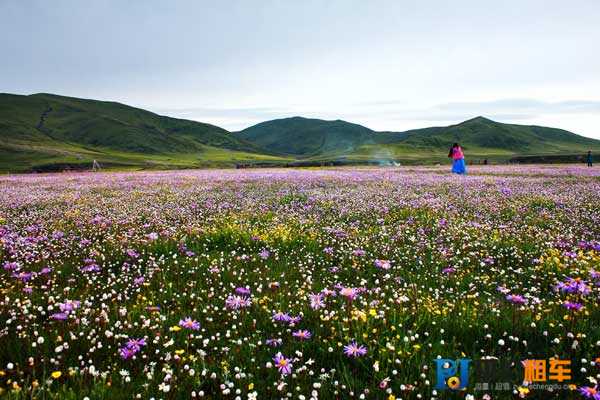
[448,143,467,174]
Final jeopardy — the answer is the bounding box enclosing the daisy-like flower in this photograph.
[374,259,391,270]
[343,341,367,358]
[352,249,366,257]
[50,312,68,321]
[59,300,81,313]
[339,287,359,301]
[563,301,583,311]
[126,338,146,352]
[265,338,283,347]
[292,329,312,340]
[225,295,252,310]
[179,317,200,330]
[259,249,270,260]
[273,353,292,375]
[308,293,325,310]
[578,386,599,399]
[506,294,528,305]
[272,311,291,322]
[555,277,591,295]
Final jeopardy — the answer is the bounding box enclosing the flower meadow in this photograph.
[1,165,600,399]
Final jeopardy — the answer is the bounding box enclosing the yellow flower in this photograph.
[175,349,185,355]
[369,309,377,317]
[518,386,529,395]
[169,325,181,332]
[248,383,254,390]
[388,395,396,400]
[51,371,62,379]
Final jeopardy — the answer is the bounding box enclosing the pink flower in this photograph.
[179,317,200,330]
[344,341,367,358]
[292,329,312,340]
[308,293,325,310]
[374,259,391,270]
[273,353,292,375]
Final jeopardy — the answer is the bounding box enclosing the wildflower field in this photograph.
[1,166,600,400]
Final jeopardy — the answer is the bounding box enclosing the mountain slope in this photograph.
[237,116,401,157]
[0,93,285,171]
[239,115,600,161]
[2,92,600,172]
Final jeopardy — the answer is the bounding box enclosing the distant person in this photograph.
[587,150,593,167]
[448,143,467,174]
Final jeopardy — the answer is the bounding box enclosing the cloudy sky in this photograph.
[2,0,600,138]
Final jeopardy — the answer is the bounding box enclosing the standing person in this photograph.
[587,150,593,167]
[448,143,467,174]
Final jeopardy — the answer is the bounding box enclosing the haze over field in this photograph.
[1,0,599,138]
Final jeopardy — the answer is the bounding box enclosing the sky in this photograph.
[1,0,600,138]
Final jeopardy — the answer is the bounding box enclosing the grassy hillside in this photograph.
[239,115,600,163]
[0,93,287,172]
[237,116,391,156]
[2,92,599,172]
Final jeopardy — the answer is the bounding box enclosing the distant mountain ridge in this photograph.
[237,115,600,160]
[1,92,599,172]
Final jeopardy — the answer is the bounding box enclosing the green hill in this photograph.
[239,115,600,163]
[237,116,395,157]
[0,93,286,172]
[1,92,599,172]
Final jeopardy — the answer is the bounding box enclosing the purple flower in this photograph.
[126,338,146,352]
[179,317,200,330]
[50,312,68,321]
[126,249,139,259]
[272,311,291,323]
[323,247,334,255]
[442,267,456,275]
[308,293,325,310]
[259,249,270,260]
[3,261,19,271]
[506,294,528,305]
[555,277,591,295]
[147,232,159,241]
[563,301,583,311]
[13,271,33,282]
[225,295,252,310]
[80,264,101,273]
[343,341,367,358]
[235,287,251,296]
[339,287,359,301]
[496,286,511,295]
[40,267,52,275]
[273,353,292,375]
[578,386,599,399]
[374,259,391,270]
[352,249,366,257]
[134,276,145,286]
[119,347,136,360]
[59,300,81,312]
[292,330,312,340]
[265,338,282,347]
